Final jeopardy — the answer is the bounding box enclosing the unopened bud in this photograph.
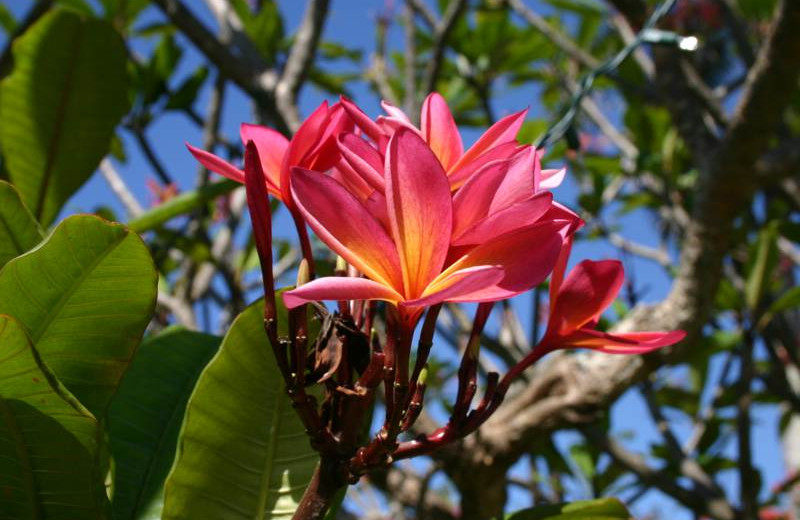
[296,259,310,287]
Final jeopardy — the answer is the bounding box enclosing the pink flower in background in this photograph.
[283,128,576,322]
[541,238,686,353]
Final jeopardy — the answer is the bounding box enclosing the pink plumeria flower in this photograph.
[340,93,567,191]
[283,128,575,324]
[541,238,686,353]
[187,100,352,205]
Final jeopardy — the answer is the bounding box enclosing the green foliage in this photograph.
[506,497,632,519]
[0,215,157,417]
[163,296,320,520]
[0,9,129,225]
[109,327,221,520]
[0,180,43,269]
[0,314,109,519]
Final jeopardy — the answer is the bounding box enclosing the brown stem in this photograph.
[291,457,348,520]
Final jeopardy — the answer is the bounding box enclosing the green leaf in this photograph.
[506,498,632,520]
[0,9,129,225]
[109,327,221,520]
[0,314,108,519]
[163,296,320,520]
[0,3,15,34]
[745,221,779,311]
[127,179,239,232]
[0,180,43,269]
[0,215,157,417]
[165,65,209,111]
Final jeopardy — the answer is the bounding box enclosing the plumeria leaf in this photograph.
[0,215,157,417]
[0,314,108,518]
[163,294,320,520]
[109,327,221,520]
[0,180,43,269]
[506,497,632,519]
[0,9,129,225]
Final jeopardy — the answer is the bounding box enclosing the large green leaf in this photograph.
[506,498,633,520]
[163,298,320,520]
[109,327,221,520]
[0,314,108,519]
[0,9,129,225]
[0,215,157,417]
[0,180,43,269]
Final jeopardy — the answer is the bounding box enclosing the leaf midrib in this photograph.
[34,17,83,220]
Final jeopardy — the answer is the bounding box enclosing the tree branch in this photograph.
[275,0,331,131]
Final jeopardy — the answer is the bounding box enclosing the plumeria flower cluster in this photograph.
[188,93,685,476]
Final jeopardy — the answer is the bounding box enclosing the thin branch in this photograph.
[421,0,468,96]
[99,159,144,218]
[407,0,438,29]
[275,0,331,132]
[402,1,418,116]
[507,0,601,70]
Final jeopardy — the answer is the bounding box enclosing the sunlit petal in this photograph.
[420,92,463,171]
[453,192,553,246]
[403,265,504,308]
[292,167,402,290]
[386,128,453,298]
[558,329,686,354]
[447,141,520,189]
[551,260,624,334]
[240,123,288,190]
[338,133,385,192]
[449,108,527,174]
[283,276,403,309]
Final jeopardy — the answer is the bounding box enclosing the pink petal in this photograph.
[186,143,245,184]
[447,141,520,189]
[489,146,539,213]
[291,167,403,290]
[452,158,511,238]
[340,96,385,144]
[364,190,391,230]
[557,329,686,354]
[283,276,403,309]
[338,133,385,192]
[420,93,463,171]
[281,101,331,203]
[549,235,573,308]
[239,123,288,191]
[306,102,354,172]
[402,265,504,308]
[551,260,624,334]
[540,167,566,189]
[453,191,553,246]
[331,162,374,200]
[385,128,453,299]
[381,100,412,123]
[449,108,527,174]
[436,220,566,301]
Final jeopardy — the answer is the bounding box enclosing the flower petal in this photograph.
[306,102,354,172]
[340,95,386,144]
[420,92,463,171]
[489,146,539,213]
[549,235,573,308]
[291,167,402,290]
[453,191,553,246]
[452,158,511,238]
[557,329,686,354]
[540,167,566,189]
[435,220,566,301]
[381,100,412,123]
[283,276,403,309]
[385,128,453,299]
[402,265,504,308]
[280,101,331,203]
[447,141,520,189]
[551,259,624,334]
[186,143,245,184]
[449,108,527,174]
[338,133,385,192]
[240,123,288,191]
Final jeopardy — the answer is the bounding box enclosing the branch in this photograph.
[151,0,276,97]
[99,159,144,218]
[507,0,601,70]
[275,0,331,132]
[421,0,468,97]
